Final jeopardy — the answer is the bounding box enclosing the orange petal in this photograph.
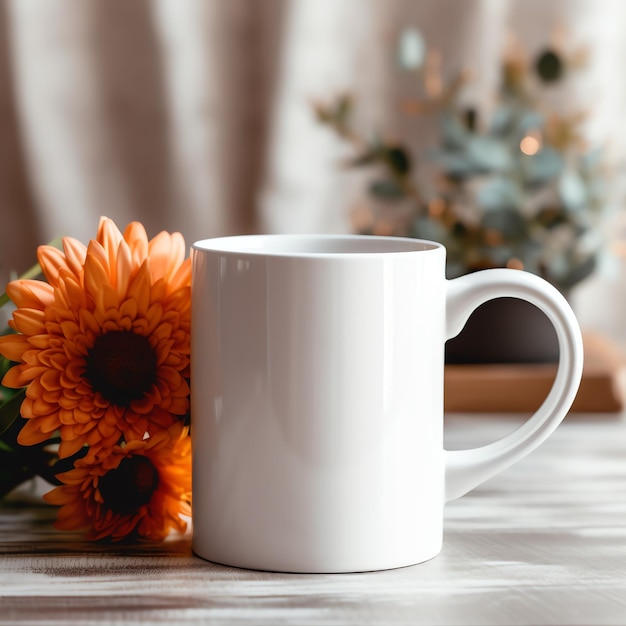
[129,395,155,415]
[28,334,54,349]
[6,279,54,309]
[97,217,124,261]
[0,333,31,361]
[38,412,62,434]
[167,259,191,294]
[3,365,38,388]
[57,271,87,310]
[78,308,100,335]
[118,297,138,322]
[60,320,80,339]
[17,417,50,446]
[94,285,120,318]
[61,236,88,279]
[37,245,68,285]
[56,503,86,525]
[11,308,46,335]
[124,222,149,265]
[58,434,87,459]
[127,261,151,314]
[43,486,76,505]
[148,231,185,282]
[164,286,191,315]
[115,239,133,298]
[84,243,112,299]
[39,368,62,391]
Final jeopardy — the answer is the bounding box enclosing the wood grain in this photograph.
[1,414,625,625]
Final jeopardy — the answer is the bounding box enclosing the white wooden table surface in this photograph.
[1,413,625,626]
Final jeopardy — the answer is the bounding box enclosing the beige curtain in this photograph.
[0,0,286,275]
[0,0,625,340]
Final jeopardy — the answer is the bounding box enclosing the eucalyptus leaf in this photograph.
[466,136,514,171]
[557,255,597,291]
[522,147,564,186]
[489,106,514,136]
[384,147,412,175]
[411,217,450,243]
[585,179,605,208]
[431,151,473,178]
[535,49,564,83]
[535,206,567,229]
[439,112,469,150]
[518,111,545,134]
[477,177,523,212]
[369,179,405,200]
[581,147,604,168]
[481,208,527,239]
[463,108,478,132]
[484,245,516,267]
[559,170,587,211]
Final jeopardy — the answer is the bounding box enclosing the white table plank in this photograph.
[1,413,625,626]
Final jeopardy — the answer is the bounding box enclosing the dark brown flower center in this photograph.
[98,456,159,516]
[85,330,157,407]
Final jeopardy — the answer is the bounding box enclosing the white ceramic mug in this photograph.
[190,234,583,573]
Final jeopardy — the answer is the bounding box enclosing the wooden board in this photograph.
[3,416,626,625]
[444,332,626,413]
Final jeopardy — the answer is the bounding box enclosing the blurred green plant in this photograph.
[315,30,609,293]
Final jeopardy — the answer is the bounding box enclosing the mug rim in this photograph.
[191,234,444,258]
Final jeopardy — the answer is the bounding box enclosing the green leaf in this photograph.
[369,180,405,200]
[481,208,527,240]
[431,151,473,178]
[0,387,25,436]
[412,216,450,243]
[489,106,514,136]
[463,108,478,132]
[522,147,564,187]
[0,355,14,383]
[535,49,564,83]
[439,112,469,150]
[557,254,597,291]
[466,136,514,172]
[384,147,412,176]
[559,170,587,212]
[477,177,523,212]
[535,206,567,229]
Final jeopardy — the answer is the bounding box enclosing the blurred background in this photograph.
[1,0,626,351]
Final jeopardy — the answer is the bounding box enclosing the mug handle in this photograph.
[444,268,584,501]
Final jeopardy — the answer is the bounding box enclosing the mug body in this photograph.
[191,235,447,573]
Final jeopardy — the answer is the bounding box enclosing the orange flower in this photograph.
[44,423,192,541]
[0,217,191,458]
